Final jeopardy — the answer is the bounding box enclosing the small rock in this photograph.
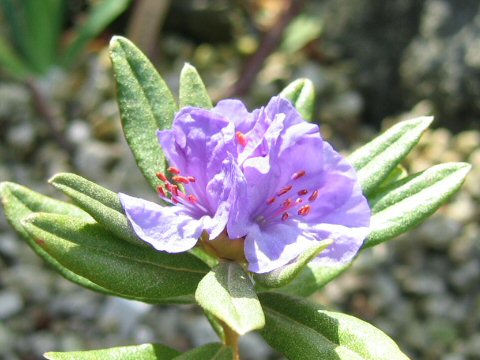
[7,122,35,151]
[0,290,23,319]
[449,260,480,292]
[416,216,462,250]
[98,297,151,336]
[453,130,480,157]
[240,332,272,360]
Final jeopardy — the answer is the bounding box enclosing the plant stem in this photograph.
[222,321,240,360]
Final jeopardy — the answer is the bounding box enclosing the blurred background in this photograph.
[0,0,479,359]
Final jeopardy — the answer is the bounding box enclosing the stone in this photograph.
[0,290,23,319]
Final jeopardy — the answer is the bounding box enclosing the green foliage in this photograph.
[109,36,178,192]
[195,262,265,335]
[0,182,112,294]
[179,63,213,109]
[366,162,471,247]
[259,292,409,360]
[23,212,209,304]
[44,343,180,360]
[348,117,433,196]
[49,172,142,246]
[279,78,316,121]
[0,0,131,78]
[173,343,233,360]
[254,239,332,289]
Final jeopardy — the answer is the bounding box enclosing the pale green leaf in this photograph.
[44,343,179,360]
[173,343,232,360]
[195,262,265,335]
[23,213,209,304]
[109,36,177,191]
[279,78,316,121]
[348,117,433,196]
[259,292,409,360]
[179,63,212,109]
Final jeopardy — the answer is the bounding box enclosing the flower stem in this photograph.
[222,321,240,360]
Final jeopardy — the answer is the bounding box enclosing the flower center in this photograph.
[256,170,319,225]
[156,167,205,211]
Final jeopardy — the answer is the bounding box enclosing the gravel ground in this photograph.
[0,51,478,360]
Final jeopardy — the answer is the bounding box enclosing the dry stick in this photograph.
[27,79,74,156]
[227,0,305,97]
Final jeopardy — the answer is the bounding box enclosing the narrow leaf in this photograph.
[109,36,177,192]
[0,182,112,294]
[44,343,180,360]
[195,262,265,335]
[259,292,409,360]
[179,63,212,109]
[0,36,32,79]
[62,0,131,68]
[277,262,351,297]
[49,172,143,247]
[23,213,209,304]
[254,239,332,288]
[173,343,233,360]
[348,117,433,196]
[279,78,316,121]
[366,162,471,247]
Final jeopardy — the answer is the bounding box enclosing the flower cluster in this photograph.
[119,97,370,273]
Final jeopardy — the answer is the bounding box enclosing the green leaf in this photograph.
[173,343,233,360]
[23,213,209,304]
[49,172,143,247]
[109,36,177,192]
[0,36,32,79]
[377,164,408,189]
[279,78,316,121]
[366,162,471,247]
[179,63,212,109]
[195,262,265,335]
[44,343,180,360]
[259,292,409,360]
[62,0,131,68]
[254,239,332,289]
[348,117,433,196]
[277,262,351,297]
[0,182,114,295]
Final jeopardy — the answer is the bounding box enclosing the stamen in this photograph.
[157,186,166,197]
[298,205,311,216]
[281,212,290,221]
[187,176,196,183]
[277,185,293,196]
[292,171,306,180]
[298,189,308,196]
[172,197,179,204]
[167,166,181,175]
[188,194,198,204]
[282,198,292,208]
[172,175,190,184]
[236,131,248,147]
[308,190,319,202]
[295,198,303,204]
[156,172,168,182]
[267,197,276,205]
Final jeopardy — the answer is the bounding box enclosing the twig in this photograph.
[27,79,74,155]
[228,0,305,97]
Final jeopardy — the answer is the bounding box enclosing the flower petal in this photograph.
[213,99,258,133]
[119,193,203,252]
[244,222,317,273]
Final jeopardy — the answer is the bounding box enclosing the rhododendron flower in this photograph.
[120,97,371,273]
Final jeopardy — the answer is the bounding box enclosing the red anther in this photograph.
[298,189,308,196]
[281,212,290,221]
[308,190,319,202]
[267,197,276,205]
[282,198,292,208]
[157,186,166,197]
[298,205,311,216]
[172,197,179,204]
[167,166,181,175]
[187,176,196,183]
[172,175,190,184]
[277,185,293,196]
[292,170,306,180]
[236,131,248,147]
[188,194,198,204]
[156,172,168,182]
[171,185,179,196]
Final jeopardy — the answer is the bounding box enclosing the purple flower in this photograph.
[120,97,370,274]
